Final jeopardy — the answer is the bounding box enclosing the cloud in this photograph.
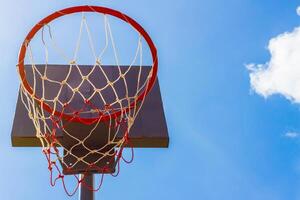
[246,26,300,103]
[297,6,300,16]
[284,132,300,139]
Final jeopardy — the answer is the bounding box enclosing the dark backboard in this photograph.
[11,65,169,148]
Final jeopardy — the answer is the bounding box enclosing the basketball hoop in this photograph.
[17,5,158,196]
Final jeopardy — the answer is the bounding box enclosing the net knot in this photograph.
[104,104,112,111]
[69,60,76,65]
[95,59,101,65]
[116,98,121,104]
[28,112,33,119]
[61,80,67,85]
[128,116,134,127]
[50,136,58,146]
[124,131,129,143]
[43,148,51,155]
[119,73,125,79]
[50,115,55,120]
[107,81,113,86]
[73,87,79,92]
[50,116,60,128]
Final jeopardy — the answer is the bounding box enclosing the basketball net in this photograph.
[18,8,157,196]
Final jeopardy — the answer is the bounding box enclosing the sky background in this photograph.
[2,0,300,199]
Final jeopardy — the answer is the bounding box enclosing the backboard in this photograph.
[11,64,169,174]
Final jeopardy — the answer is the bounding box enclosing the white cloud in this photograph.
[284,132,300,139]
[247,27,300,103]
[297,6,300,16]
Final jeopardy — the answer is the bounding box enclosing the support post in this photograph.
[79,174,94,200]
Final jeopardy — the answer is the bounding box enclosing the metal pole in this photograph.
[79,174,94,200]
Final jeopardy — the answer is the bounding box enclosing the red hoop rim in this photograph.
[18,5,158,124]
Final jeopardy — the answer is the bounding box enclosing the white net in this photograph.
[18,9,156,195]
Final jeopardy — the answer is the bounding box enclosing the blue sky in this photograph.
[2,0,300,199]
